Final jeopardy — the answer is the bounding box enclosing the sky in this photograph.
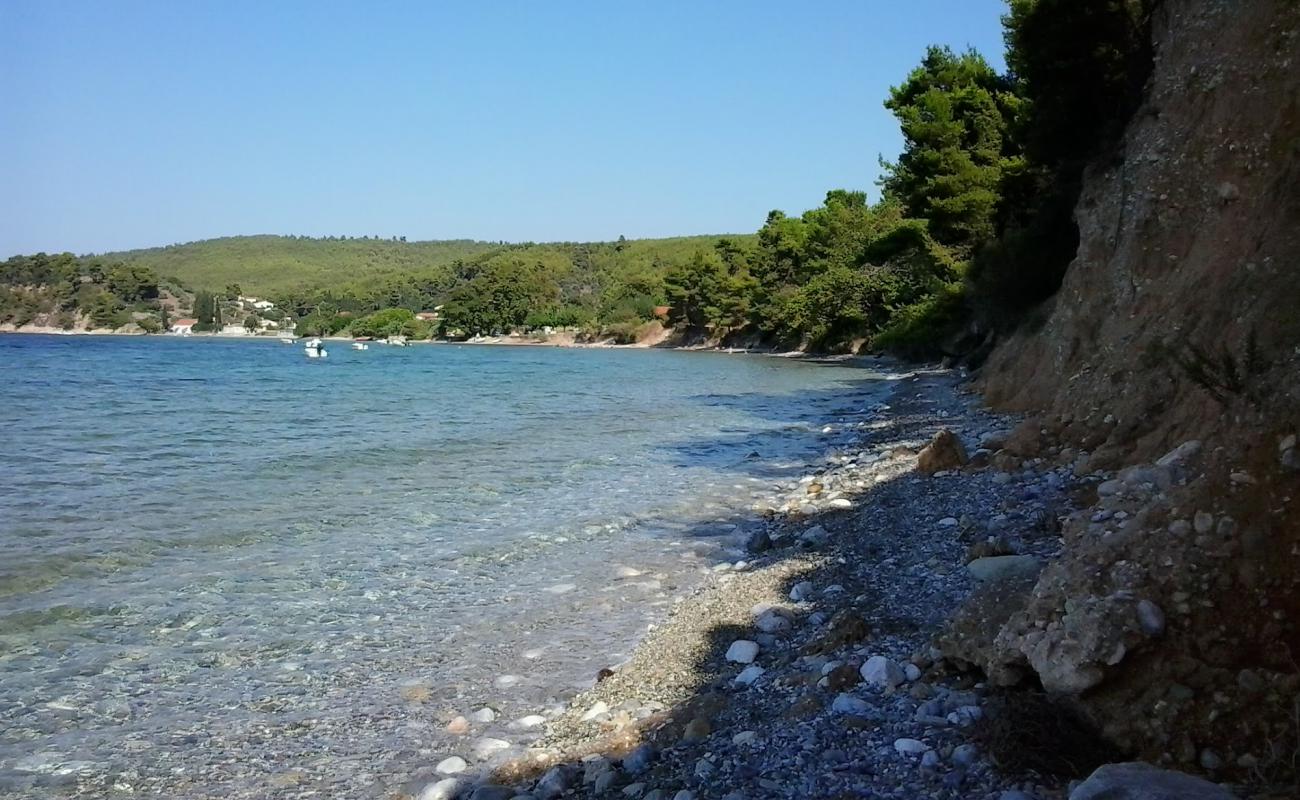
[0,1,1009,257]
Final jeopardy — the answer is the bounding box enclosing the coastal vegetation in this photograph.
[0,252,176,331]
[2,1,1153,353]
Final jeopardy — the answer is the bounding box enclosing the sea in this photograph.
[0,334,894,797]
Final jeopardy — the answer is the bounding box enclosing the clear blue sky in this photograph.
[0,0,1008,257]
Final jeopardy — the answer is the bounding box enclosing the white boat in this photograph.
[279,336,295,344]
[385,335,409,347]
[304,338,328,359]
[351,341,368,351]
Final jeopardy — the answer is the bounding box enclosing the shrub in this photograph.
[873,282,968,357]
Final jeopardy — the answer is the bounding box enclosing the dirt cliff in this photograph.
[958,0,1300,788]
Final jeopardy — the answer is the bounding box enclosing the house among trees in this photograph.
[170,318,197,335]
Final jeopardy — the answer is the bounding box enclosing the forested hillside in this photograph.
[105,236,499,296]
[5,0,1154,352]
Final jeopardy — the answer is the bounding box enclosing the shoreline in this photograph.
[0,327,862,361]
[404,369,1098,800]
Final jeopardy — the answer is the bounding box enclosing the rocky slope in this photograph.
[960,0,1300,789]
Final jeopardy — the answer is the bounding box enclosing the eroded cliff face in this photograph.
[960,0,1300,785]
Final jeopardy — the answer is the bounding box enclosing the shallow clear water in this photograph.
[0,335,890,796]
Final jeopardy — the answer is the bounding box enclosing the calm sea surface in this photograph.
[0,335,892,797]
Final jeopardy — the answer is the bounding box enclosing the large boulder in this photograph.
[1069,762,1238,800]
[917,429,969,475]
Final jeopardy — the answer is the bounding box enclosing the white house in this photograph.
[170,318,197,335]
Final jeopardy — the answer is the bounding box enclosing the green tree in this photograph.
[243,314,261,333]
[881,46,1023,252]
[225,283,243,300]
[87,290,127,329]
[106,264,160,302]
[663,251,725,330]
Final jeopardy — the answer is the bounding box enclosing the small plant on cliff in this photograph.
[1166,329,1270,407]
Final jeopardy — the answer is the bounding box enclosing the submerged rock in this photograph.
[419,778,463,800]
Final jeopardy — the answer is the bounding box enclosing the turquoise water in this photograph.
[0,335,890,797]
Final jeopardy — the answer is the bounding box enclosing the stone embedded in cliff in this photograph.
[1135,599,1166,637]
[1068,762,1238,800]
[1155,439,1202,467]
[1002,420,1045,458]
[917,430,969,475]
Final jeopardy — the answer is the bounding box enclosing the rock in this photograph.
[755,609,792,634]
[470,786,515,800]
[920,750,941,770]
[470,707,497,723]
[1198,749,1223,771]
[419,778,463,800]
[512,714,546,730]
[831,693,872,715]
[1156,440,1202,466]
[904,663,923,682]
[1136,600,1165,636]
[1193,511,1214,535]
[745,529,772,554]
[1069,762,1238,800]
[967,555,1042,583]
[472,738,511,760]
[725,640,759,664]
[732,730,757,745]
[581,701,609,721]
[436,757,468,775]
[682,717,711,742]
[894,738,929,755]
[939,516,959,527]
[1097,479,1123,496]
[1283,448,1300,472]
[535,766,575,800]
[594,771,617,794]
[829,498,853,509]
[673,792,696,800]
[734,665,765,685]
[952,744,980,766]
[798,525,829,549]
[918,429,969,475]
[1217,181,1240,202]
[583,757,613,784]
[623,784,646,797]
[446,716,470,735]
[622,744,654,774]
[861,656,906,688]
[1000,792,1037,800]
[790,581,815,602]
